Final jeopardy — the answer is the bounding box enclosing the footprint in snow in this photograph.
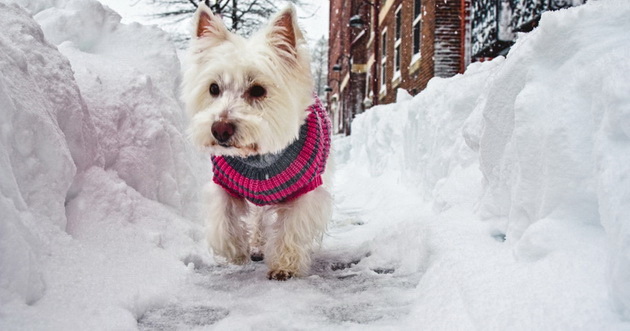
[138,305,229,330]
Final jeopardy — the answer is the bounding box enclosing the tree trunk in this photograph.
[231,0,239,31]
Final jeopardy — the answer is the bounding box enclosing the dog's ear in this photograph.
[194,3,228,40]
[266,5,304,61]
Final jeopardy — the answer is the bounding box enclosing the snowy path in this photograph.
[139,248,417,329]
[138,170,425,329]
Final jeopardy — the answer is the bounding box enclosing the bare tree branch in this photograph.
[142,0,313,47]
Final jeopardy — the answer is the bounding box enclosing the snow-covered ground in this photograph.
[1,0,630,329]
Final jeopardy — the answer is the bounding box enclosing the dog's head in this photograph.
[182,4,313,157]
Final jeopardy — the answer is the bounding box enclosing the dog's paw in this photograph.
[250,246,264,262]
[250,252,264,262]
[267,269,294,281]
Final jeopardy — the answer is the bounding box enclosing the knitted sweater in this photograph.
[211,96,331,206]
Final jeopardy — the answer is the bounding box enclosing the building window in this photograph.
[380,29,387,92]
[382,29,387,57]
[395,45,401,73]
[412,0,422,62]
[393,6,402,79]
[365,72,371,98]
[381,61,386,91]
[395,5,402,40]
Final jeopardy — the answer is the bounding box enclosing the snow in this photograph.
[1,0,630,329]
[1,0,208,328]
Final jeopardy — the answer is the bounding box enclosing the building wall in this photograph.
[376,0,463,104]
[328,0,465,133]
[327,0,352,134]
[415,0,437,91]
[434,0,464,77]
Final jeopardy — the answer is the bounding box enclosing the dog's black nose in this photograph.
[211,121,235,144]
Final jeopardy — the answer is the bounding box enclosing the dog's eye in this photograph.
[249,85,266,99]
[209,83,220,96]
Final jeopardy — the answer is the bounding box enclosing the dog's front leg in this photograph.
[266,187,332,280]
[248,206,269,262]
[204,183,250,264]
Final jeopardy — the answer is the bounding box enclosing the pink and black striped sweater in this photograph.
[211,96,331,206]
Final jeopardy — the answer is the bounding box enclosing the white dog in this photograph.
[181,3,332,280]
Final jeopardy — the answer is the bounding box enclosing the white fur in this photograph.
[203,182,250,265]
[182,4,333,280]
[265,186,332,278]
[182,4,313,157]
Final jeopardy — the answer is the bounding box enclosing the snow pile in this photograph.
[469,7,630,319]
[0,0,209,328]
[0,2,93,305]
[344,0,630,322]
[32,0,203,216]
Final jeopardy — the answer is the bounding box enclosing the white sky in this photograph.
[98,0,329,41]
[295,1,329,41]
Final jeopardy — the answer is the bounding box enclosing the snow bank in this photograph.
[344,0,630,321]
[471,1,630,317]
[349,59,502,207]
[0,0,209,327]
[0,2,90,305]
[34,0,203,217]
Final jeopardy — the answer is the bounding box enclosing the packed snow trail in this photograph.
[2,0,630,329]
[137,168,427,329]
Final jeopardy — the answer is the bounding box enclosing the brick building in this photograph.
[326,0,371,135]
[327,0,585,135]
[327,0,468,135]
[472,0,585,59]
[375,0,467,103]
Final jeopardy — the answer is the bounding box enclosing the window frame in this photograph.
[380,28,388,93]
[393,5,402,80]
[412,0,423,64]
